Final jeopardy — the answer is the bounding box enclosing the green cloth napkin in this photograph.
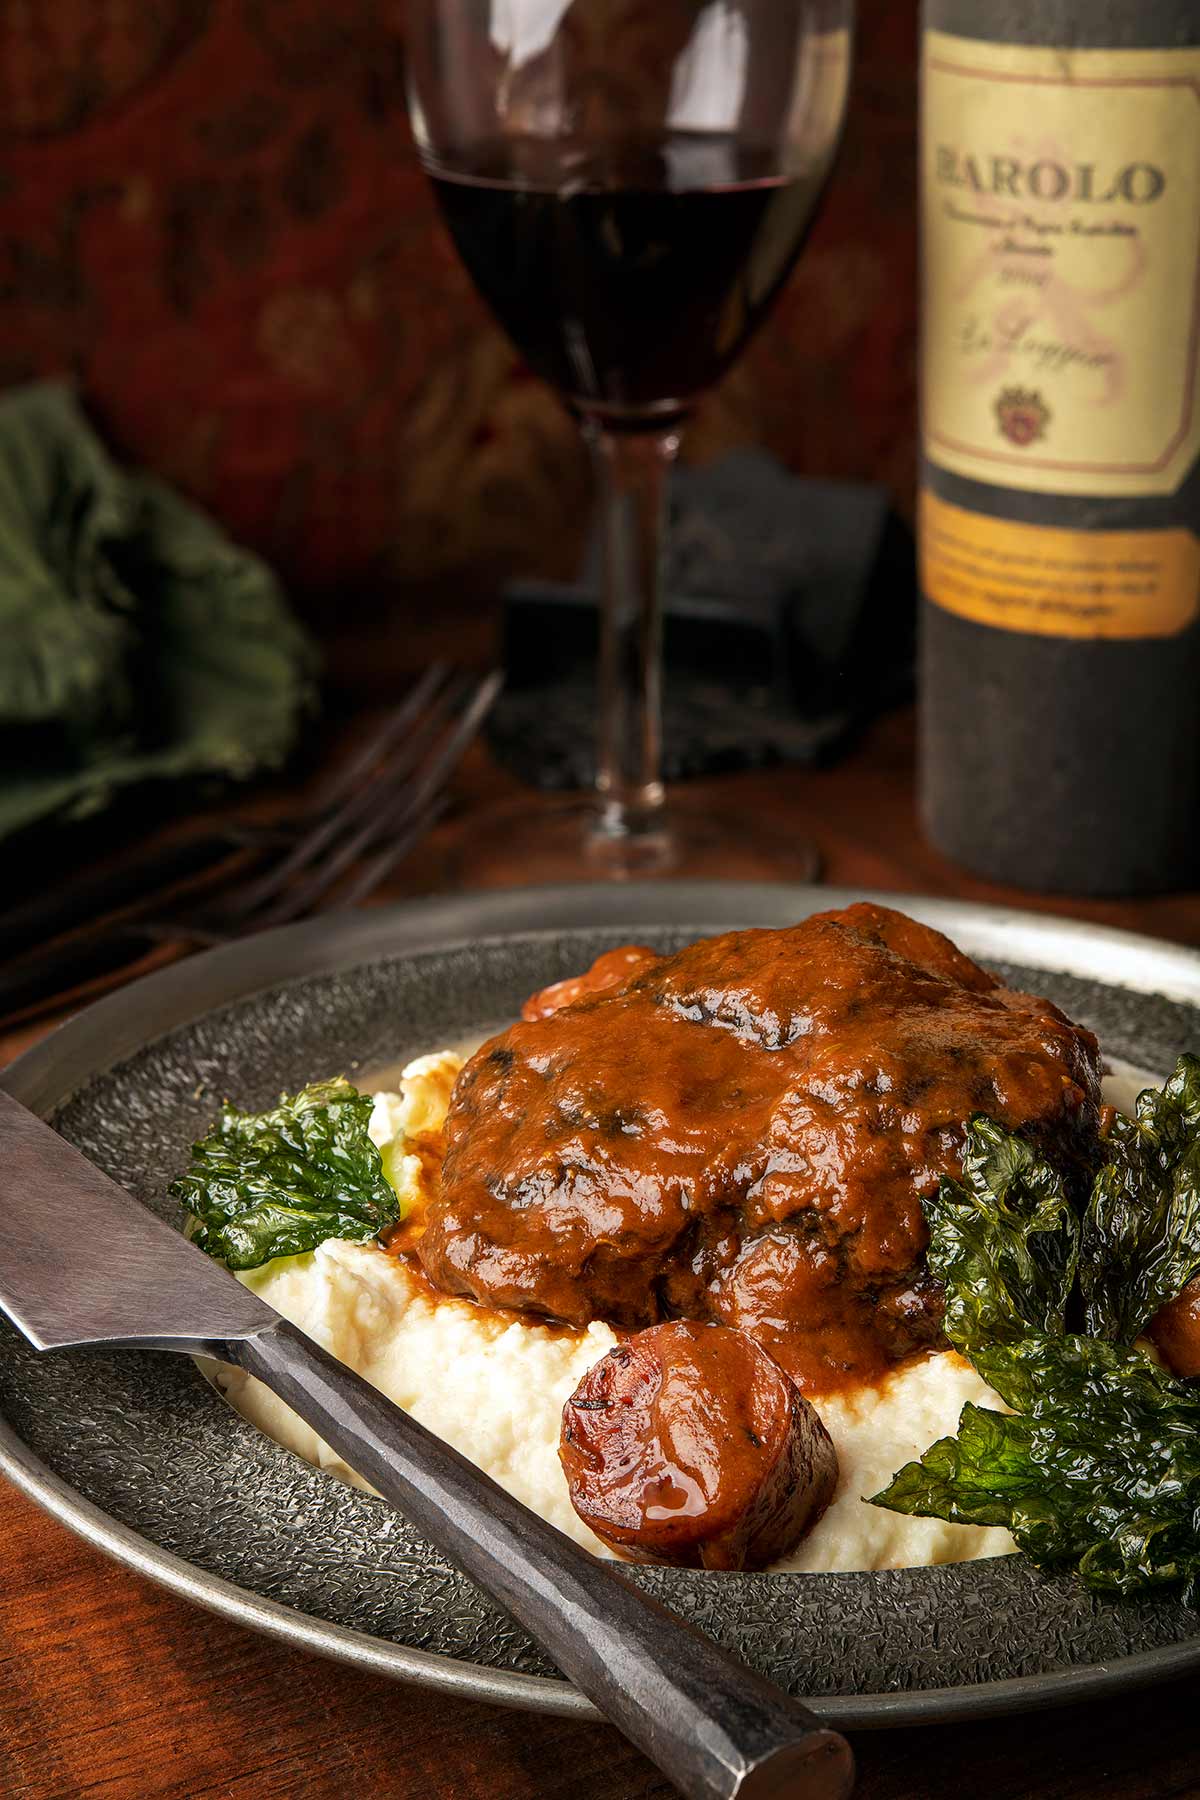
[0,382,318,841]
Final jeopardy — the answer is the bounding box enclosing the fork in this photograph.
[0,663,459,964]
[0,667,501,1022]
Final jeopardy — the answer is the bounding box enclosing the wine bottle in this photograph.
[918,0,1200,895]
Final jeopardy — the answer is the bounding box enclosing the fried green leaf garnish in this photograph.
[925,1118,1078,1352]
[874,1332,1200,1604]
[1080,1053,1200,1344]
[872,1057,1200,1605]
[171,1079,400,1270]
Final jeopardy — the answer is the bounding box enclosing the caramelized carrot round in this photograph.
[1150,1276,1200,1378]
[559,1320,838,1570]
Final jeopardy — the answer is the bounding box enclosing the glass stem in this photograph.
[589,423,680,839]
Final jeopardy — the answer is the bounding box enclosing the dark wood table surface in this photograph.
[1,705,1196,1800]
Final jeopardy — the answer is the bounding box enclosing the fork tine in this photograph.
[278,662,451,829]
[208,665,462,924]
[334,791,451,911]
[246,668,502,931]
[0,669,456,967]
[0,665,495,1017]
[132,668,471,947]
[307,670,502,908]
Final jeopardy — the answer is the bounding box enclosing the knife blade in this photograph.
[0,1086,275,1351]
[0,1088,854,1800]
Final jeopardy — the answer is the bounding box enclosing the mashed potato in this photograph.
[207,1048,1020,1573]
[213,1242,620,1553]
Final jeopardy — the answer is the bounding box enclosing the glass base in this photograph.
[443,794,821,889]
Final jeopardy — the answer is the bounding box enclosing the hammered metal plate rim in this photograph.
[2,880,1199,1729]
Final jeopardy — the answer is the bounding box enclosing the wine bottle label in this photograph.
[922,32,1200,503]
[921,488,1200,638]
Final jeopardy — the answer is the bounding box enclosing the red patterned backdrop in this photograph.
[0,0,917,629]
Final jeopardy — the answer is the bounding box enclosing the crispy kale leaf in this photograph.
[171,1079,399,1270]
[925,1118,1078,1353]
[874,1332,1200,1604]
[872,1064,1200,1605]
[1080,1054,1200,1343]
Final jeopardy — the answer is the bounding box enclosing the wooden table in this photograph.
[1,708,1196,1800]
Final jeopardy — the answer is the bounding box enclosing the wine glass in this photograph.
[406,0,854,884]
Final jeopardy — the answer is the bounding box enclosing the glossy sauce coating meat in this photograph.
[560,1321,837,1569]
[522,946,659,1020]
[421,903,1103,1393]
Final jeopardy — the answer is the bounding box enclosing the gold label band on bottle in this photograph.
[921,490,1200,638]
[922,33,1200,500]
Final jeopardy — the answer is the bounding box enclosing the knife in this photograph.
[0,1088,854,1800]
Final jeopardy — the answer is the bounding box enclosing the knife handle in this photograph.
[229,1319,854,1800]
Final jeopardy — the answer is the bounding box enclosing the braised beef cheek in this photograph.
[421,902,1103,1392]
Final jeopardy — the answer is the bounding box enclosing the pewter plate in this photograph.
[2,882,1199,1729]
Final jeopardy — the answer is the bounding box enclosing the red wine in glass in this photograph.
[426,131,826,426]
[407,0,853,884]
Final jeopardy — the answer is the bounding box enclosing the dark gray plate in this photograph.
[2,882,1200,1730]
